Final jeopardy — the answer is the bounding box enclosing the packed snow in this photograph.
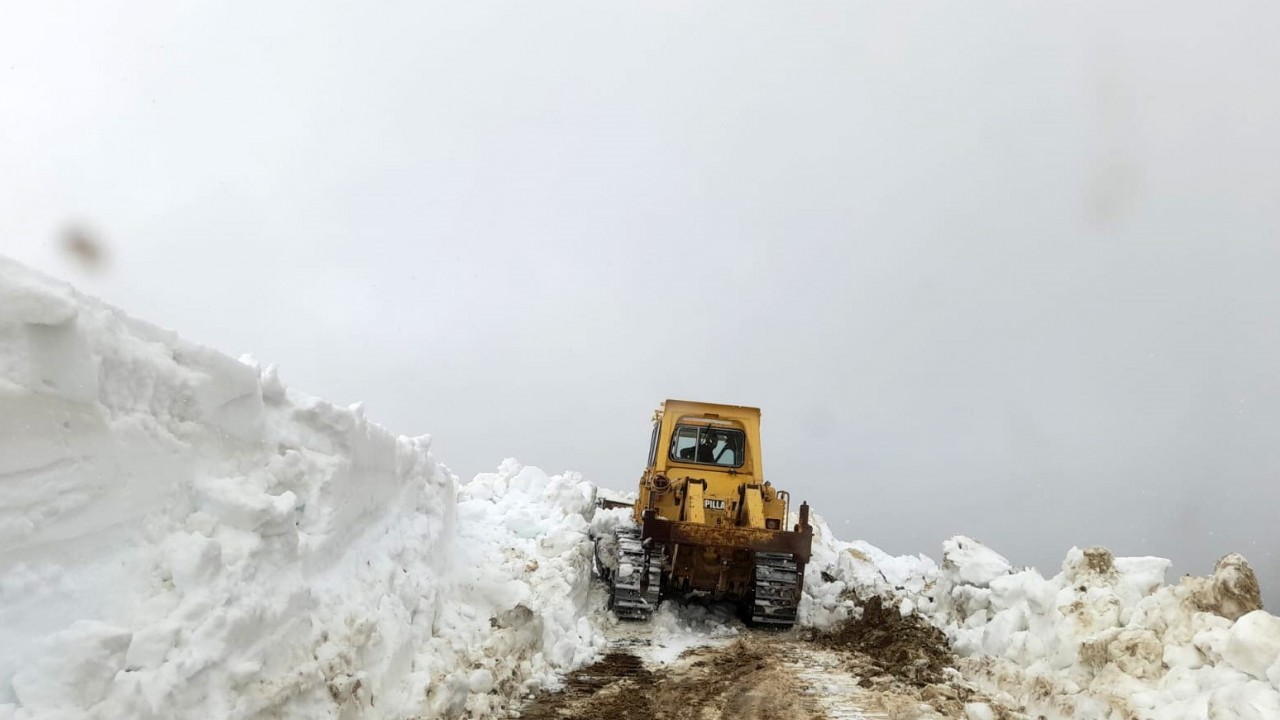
[930,544,1279,719]
[805,518,1280,719]
[3,254,1280,720]
[0,258,604,719]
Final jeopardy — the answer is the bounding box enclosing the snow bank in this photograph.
[930,539,1279,719]
[0,257,602,719]
[448,460,608,713]
[799,514,939,630]
[802,520,1280,719]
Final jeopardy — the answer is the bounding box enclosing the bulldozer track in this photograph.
[750,552,800,627]
[610,526,664,621]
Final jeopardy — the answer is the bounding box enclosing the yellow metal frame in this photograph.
[631,399,811,601]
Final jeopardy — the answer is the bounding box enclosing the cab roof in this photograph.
[659,399,761,421]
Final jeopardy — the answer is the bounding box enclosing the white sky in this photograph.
[3,1,1279,600]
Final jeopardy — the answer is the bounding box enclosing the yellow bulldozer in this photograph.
[595,399,813,627]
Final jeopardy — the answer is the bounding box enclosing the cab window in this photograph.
[646,422,660,467]
[669,424,746,468]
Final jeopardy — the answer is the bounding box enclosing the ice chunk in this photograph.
[1224,611,1280,683]
[161,533,223,590]
[125,621,180,670]
[1193,554,1265,621]
[964,702,995,720]
[468,668,494,694]
[942,536,1012,588]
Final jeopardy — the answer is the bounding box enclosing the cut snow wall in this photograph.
[0,257,604,720]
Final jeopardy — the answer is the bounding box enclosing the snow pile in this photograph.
[0,257,603,720]
[802,525,1280,718]
[930,537,1280,719]
[623,603,741,664]
[586,504,633,579]
[448,459,607,711]
[800,515,939,630]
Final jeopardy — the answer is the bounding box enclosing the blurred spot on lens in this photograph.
[58,223,109,272]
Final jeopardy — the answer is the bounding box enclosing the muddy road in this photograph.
[518,638,824,720]
[517,610,1021,720]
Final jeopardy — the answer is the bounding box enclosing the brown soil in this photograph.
[518,641,822,720]
[518,631,1030,720]
[1083,546,1116,575]
[518,652,657,720]
[1190,553,1263,621]
[816,595,955,686]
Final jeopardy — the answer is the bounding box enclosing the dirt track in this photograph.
[517,638,823,720]
[514,635,814,712]
[517,628,1018,720]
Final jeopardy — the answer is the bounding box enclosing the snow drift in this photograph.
[0,257,603,719]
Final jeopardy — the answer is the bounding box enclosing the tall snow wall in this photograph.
[0,257,603,719]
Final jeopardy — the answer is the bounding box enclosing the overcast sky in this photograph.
[3,1,1279,602]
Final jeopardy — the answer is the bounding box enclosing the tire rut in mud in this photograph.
[517,652,655,720]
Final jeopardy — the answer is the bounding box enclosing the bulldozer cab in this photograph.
[636,400,774,529]
[671,424,744,467]
[644,400,763,478]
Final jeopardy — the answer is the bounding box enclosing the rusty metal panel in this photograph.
[743,486,765,529]
[685,482,705,524]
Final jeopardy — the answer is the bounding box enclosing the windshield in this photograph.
[669,424,746,468]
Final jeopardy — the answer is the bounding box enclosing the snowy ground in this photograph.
[4,255,1280,720]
